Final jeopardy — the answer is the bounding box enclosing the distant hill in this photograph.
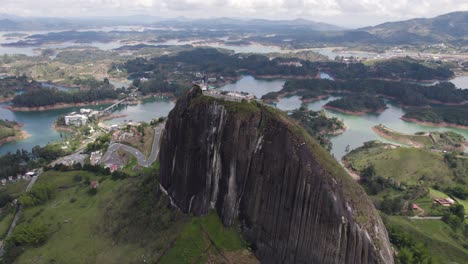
[156,17,345,31]
[361,11,468,44]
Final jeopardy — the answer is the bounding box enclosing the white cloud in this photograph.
[0,0,467,27]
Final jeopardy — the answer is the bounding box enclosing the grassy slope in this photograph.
[387,216,468,264]
[160,211,249,264]
[345,144,453,185]
[12,169,253,264]
[14,171,149,264]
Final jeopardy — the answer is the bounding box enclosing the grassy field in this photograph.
[0,212,14,238]
[0,181,28,198]
[344,142,454,185]
[0,126,15,141]
[386,216,468,264]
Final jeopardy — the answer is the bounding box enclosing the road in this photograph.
[100,122,165,168]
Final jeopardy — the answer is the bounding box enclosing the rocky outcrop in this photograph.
[159,88,393,264]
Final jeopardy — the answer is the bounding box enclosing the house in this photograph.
[434,198,455,207]
[26,171,36,177]
[90,181,99,189]
[1,179,6,185]
[8,176,13,182]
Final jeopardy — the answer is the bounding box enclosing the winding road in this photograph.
[100,122,165,167]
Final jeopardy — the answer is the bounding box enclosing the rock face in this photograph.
[159,88,393,264]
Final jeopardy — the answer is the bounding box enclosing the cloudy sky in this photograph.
[1,0,468,27]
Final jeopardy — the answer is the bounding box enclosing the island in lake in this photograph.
[324,94,387,115]
[0,119,29,146]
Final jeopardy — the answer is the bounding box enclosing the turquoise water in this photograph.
[218,75,285,98]
[104,97,175,125]
[219,76,468,160]
[0,101,107,155]
[2,75,467,163]
[0,96,174,155]
[306,97,468,160]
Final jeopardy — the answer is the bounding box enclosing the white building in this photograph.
[80,108,92,115]
[64,115,88,126]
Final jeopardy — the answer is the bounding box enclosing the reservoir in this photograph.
[217,76,468,161]
[0,97,174,155]
[1,75,467,163]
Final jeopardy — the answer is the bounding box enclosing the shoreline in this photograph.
[401,117,468,130]
[0,97,13,103]
[371,125,424,148]
[0,125,31,146]
[5,99,119,112]
[341,159,361,181]
[99,114,129,122]
[323,105,386,116]
[51,122,76,133]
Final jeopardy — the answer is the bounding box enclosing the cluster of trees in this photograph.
[121,48,321,79]
[133,76,189,97]
[370,58,453,80]
[387,224,432,264]
[4,222,49,263]
[290,107,345,151]
[441,204,466,231]
[0,145,66,179]
[404,106,468,126]
[325,94,387,113]
[0,75,42,99]
[12,87,120,107]
[72,77,113,89]
[122,48,453,81]
[18,184,55,207]
[274,79,468,106]
[86,133,111,152]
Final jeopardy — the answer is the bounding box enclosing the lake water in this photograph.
[306,97,468,160]
[2,75,468,163]
[105,97,175,125]
[450,76,468,89]
[0,97,174,155]
[218,75,285,98]
[0,101,108,155]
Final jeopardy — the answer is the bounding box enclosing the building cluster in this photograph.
[64,108,99,126]
[1,171,36,186]
[193,72,223,91]
[204,89,255,101]
[90,151,103,165]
